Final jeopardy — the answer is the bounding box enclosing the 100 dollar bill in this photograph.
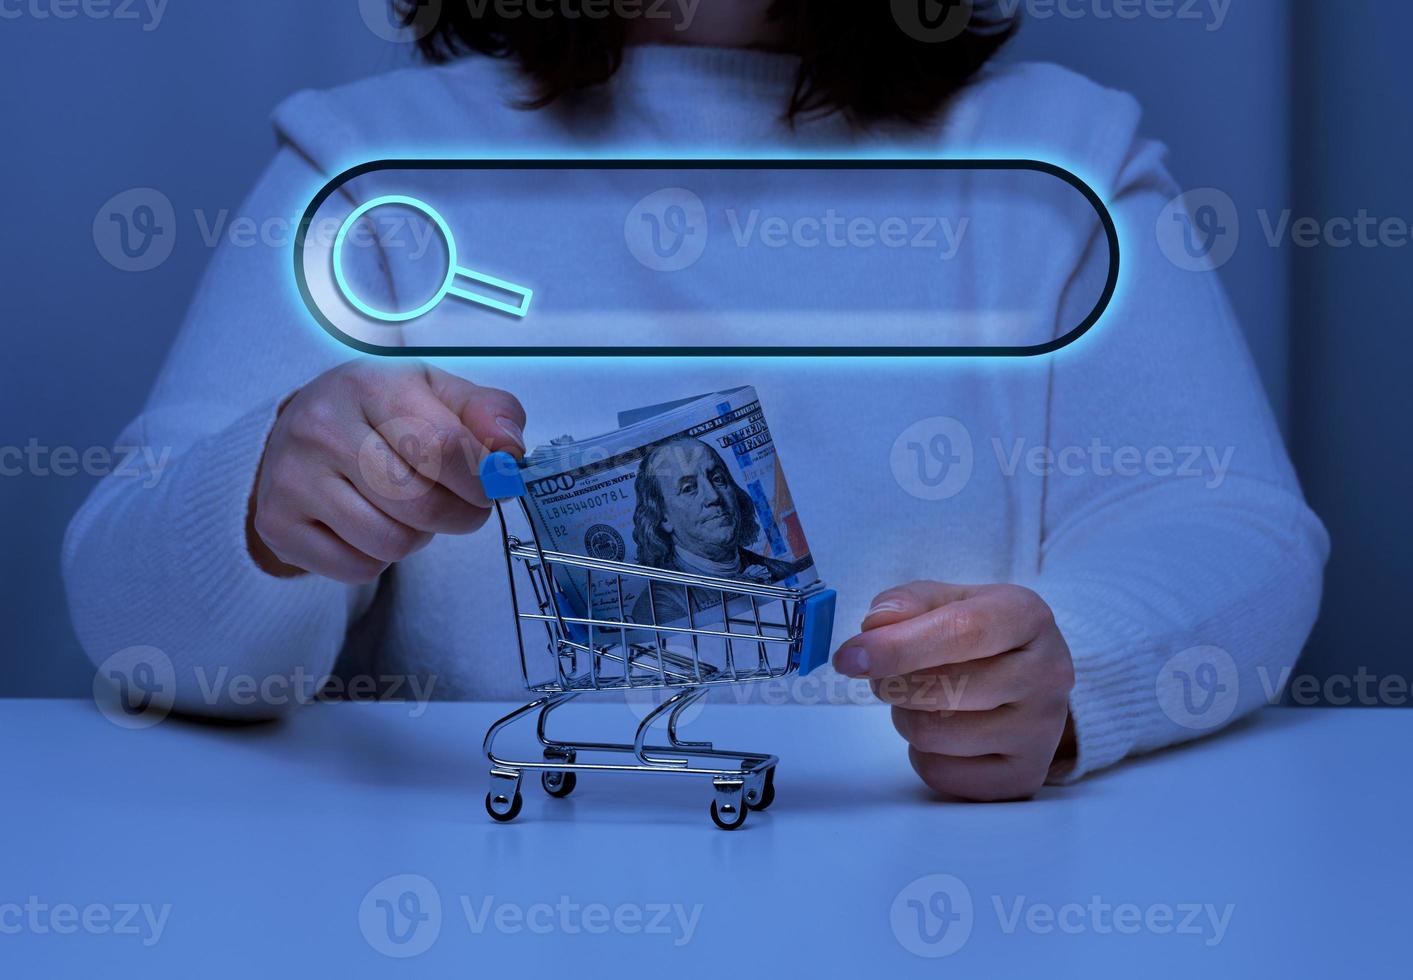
[521,386,816,630]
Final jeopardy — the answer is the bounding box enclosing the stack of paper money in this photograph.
[520,386,817,634]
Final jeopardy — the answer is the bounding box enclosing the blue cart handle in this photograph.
[480,451,528,501]
[797,589,838,676]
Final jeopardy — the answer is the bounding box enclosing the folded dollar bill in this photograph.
[520,386,817,632]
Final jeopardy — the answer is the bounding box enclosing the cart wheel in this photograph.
[541,770,577,798]
[748,769,776,812]
[710,798,748,831]
[485,789,523,823]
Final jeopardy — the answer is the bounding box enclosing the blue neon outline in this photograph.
[447,269,534,318]
[331,194,533,322]
[299,158,1118,357]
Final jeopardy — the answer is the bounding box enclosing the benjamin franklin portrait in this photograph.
[629,436,804,626]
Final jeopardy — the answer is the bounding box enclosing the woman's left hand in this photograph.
[832,581,1076,802]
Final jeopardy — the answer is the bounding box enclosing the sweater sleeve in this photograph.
[1030,138,1329,782]
[62,145,379,719]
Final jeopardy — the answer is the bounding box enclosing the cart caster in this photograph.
[485,789,523,822]
[710,798,747,831]
[541,770,577,798]
[746,768,776,812]
[486,771,524,823]
[711,777,749,831]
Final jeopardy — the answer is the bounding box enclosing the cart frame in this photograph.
[477,451,836,830]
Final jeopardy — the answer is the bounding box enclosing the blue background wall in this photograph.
[0,1,1402,696]
[1287,0,1413,699]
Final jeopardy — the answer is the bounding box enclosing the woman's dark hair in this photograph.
[399,1,1017,126]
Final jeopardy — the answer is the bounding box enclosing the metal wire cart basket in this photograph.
[477,452,837,830]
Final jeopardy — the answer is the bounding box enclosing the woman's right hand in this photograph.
[247,361,526,583]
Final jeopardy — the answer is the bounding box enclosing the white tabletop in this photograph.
[3,698,1404,975]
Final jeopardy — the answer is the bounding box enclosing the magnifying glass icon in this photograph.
[332,195,534,322]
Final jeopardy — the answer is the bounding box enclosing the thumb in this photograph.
[859,581,976,631]
[424,366,527,458]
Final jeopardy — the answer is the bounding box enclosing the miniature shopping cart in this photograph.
[477,451,837,830]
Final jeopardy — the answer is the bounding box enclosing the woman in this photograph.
[63,1,1327,801]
